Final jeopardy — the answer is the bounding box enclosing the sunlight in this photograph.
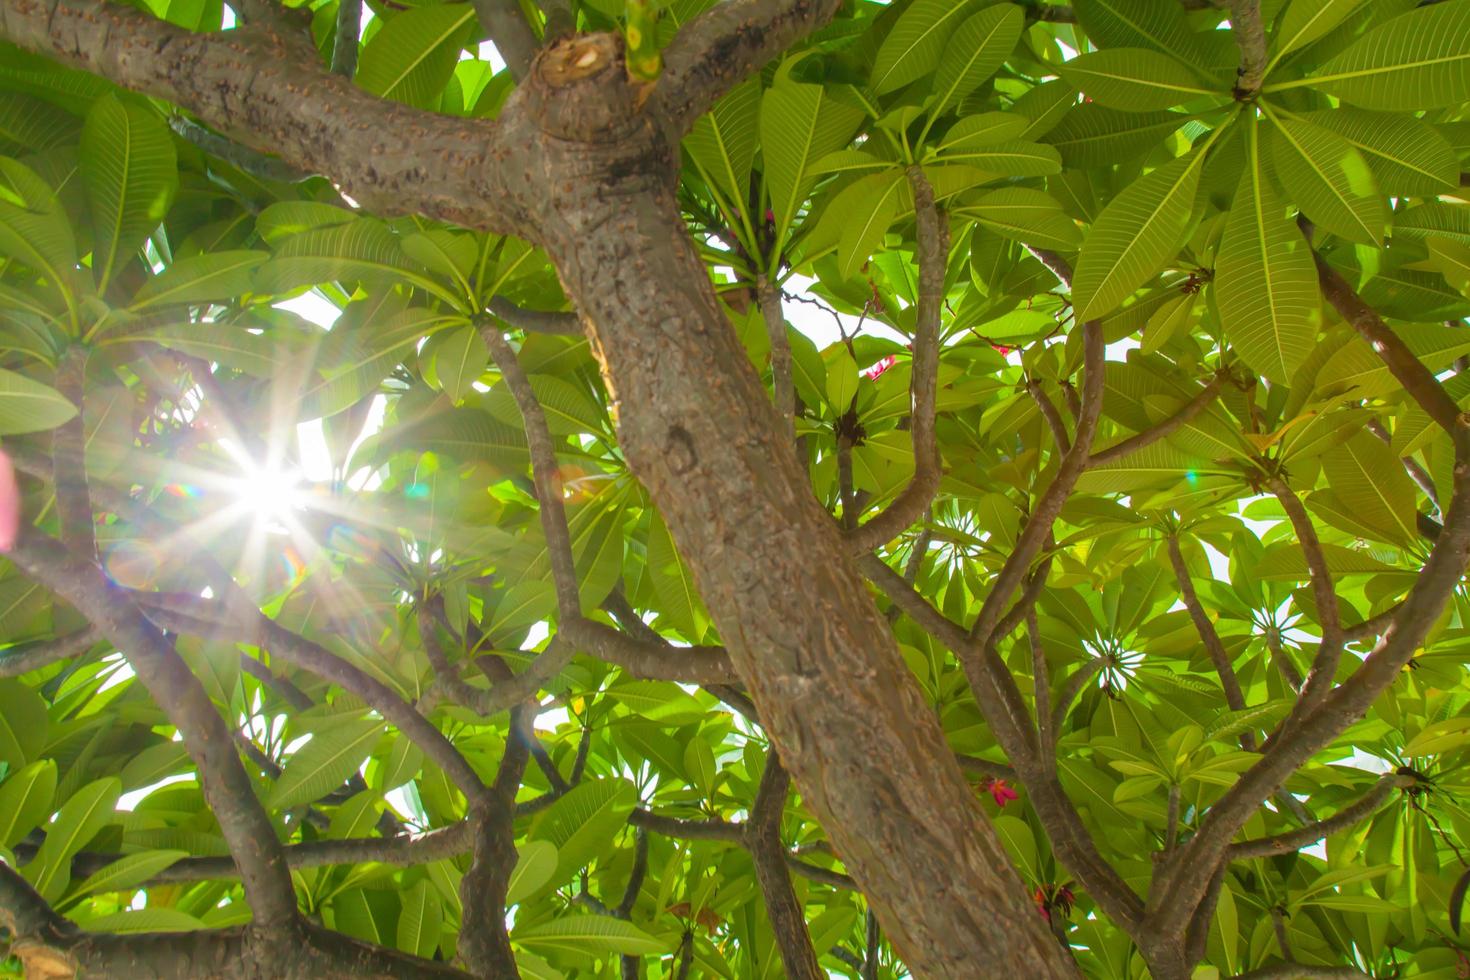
[230,460,304,529]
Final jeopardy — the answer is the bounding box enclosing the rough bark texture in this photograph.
[485,43,1075,976]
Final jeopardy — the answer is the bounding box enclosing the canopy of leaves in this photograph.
[0,0,1469,978]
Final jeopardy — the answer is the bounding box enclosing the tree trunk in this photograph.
[524,161,1075,977]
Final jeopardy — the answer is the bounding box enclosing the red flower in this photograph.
[982,777,1018,808]
[0,449,18,553]
[993,344,1012,356]
[1033,883,1076,923]
[861,354,897,381]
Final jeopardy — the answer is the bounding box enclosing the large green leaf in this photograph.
[0,677,48,766]
[870,0,976,94]
[1072,149,1205,321]
[928,4,1024,119]
[952,187,1082,251]
[0,156,77,287]
[1301,0,1470,110]
[268,717,383,810]
[1214,120,1320,384]
[527,777,637,885]
[684,78,761,223]
[760,77,865,253]
[129,250,268,311]
[0,368,77,434]
[68,850,189,901]
[1072,0,1208,66]
[396,878,442,959]
[1317,430,1418,547]
[514,915,666,956]
[1043,106,1191,168]
[79,95,177,292]
[1058,49,1221,111]
[0,759,56,849]
[1301,108,1458,196]
[1265,111,1384,246]
[23,776,121,903]
[356,3,476,109]
[1269,0,1369,67]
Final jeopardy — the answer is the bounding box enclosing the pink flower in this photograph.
[993,344,1012,356]
[983,777,1018,808]
[861,354,897,381]
[0,450,18,552]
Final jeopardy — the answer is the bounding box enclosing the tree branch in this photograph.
[1167,534,1253,747]
[1087,376,1224,466]
[1029,380,1071,455]
[744,754,822,980]
[847,166,947,554]
[1228,773,1408,860]
[170,115,312,184]
[0,0,513,228]
[487,297,583,336]
[758,275,796,442]
[330,0,360,77]
[654,0,845,136]
[470,0,538,80]
[458,703,530,977]
[1314,250,1466,438]
[0,625,102,677]
[1227,0,1267,98]
[7,530,299,929]
[1152,459,1470,933]
[1266,476,1342,714]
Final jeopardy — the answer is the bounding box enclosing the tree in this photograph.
[0,0,1468,975]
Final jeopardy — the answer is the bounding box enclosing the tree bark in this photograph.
[499,49,1075,974]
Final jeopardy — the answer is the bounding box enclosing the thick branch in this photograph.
[1228,773,1408,860]
[744,755,822,980]
[1227,0,1267,98]
[470,0,537,80]
[487,297,583,336]
[329,0,360,77]
[654,0,845,136]
[0,626,102,677]
[7,530,298,929]
[458,705,530,977]
[0,0,511,227]
[847,166,947,554]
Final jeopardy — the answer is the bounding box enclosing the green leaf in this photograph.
[1073,150,1205,321]
[1405,718,1470,757]
[1270,0,1368,65]
[1300,108,1458,196]
[0,677,48,766]
[647,512,708,642]
[684,738,716,798]
[396,878,442,959]
[760,78,865,252]
[429,324,488,404]
[1072,0,1208,66]
[928,4,1024,119]
[1317,429,1418,547]
[68,850,188,901]
[130,250,268,311]
[77,908,206,934]
[0,759,56,849]
[1044,105,1191,168]
[0,156,77,287]
[684,78,761,224]
[825,346,859,412]
[871,0,976,94]
[24,776,121,903]
[136,324,301,378]
[1303,0,1470,110]
[514,914,666,956]
[0,368,78,434]
[953,187,1082,251]
[1429,235,1470,296]
[269,717,383,810]
[356,4,476,109]
[0,92,80,152]
[932,140,1061,175]
[832,169,906,281]
[255,218,462,308]
[1215,119,1320,384]
[528,777,637,885]
[1058,49,1220,111]
[506,840,558,905]
[79,95,177,292]
[1265,111,1383,246]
